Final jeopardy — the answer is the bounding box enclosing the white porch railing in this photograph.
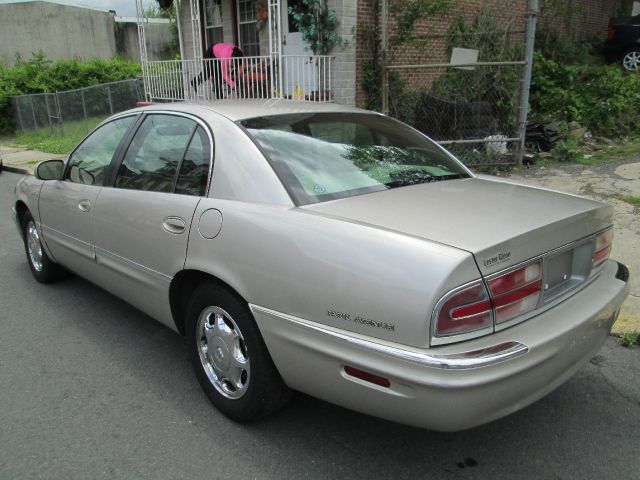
[143,55,333,103]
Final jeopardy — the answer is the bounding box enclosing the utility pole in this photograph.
[380,0,389,114]
[516,0,539,165]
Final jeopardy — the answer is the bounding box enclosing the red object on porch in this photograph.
[135,101,156,108]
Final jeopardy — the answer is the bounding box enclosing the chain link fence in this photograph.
[383,2,534,167]
[11,78,142,137]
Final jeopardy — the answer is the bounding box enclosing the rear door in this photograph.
[91,113,213,328]
[38,115,137,278]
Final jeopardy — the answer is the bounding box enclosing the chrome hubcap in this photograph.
[623,51,640,71]
[26,221,43,272]
[197,306,250,399]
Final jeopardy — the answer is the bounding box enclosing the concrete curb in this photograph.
[3,165,32,176]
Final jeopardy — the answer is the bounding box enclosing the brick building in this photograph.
[143,0,630,106]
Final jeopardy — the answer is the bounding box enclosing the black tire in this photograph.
[21,211,67,283]
[186,283,292,422]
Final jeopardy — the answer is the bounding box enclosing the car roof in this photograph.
[128,99,374,122]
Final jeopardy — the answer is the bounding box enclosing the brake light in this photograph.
[434,260,542,339]
[593,228,613,267]
[488,260,542,324]
[608,20,615,41]
[434,229,615,344]
[435,282,492,336]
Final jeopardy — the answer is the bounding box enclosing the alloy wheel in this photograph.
[622,51,640,71]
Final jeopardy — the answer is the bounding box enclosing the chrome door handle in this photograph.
[162,216,186,234]
[78,199,91,212]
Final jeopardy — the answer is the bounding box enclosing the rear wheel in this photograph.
[186,283,291,421]
[622,48,640,72]
[21,211,66,283]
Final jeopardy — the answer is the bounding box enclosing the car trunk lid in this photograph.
[302,178,612,276]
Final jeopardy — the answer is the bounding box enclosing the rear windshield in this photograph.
[240,113,470,205]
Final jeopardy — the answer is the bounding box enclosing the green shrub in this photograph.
[0,53,140,135]
[530,52,640,137]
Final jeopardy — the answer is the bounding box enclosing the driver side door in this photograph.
[38,115,137,278]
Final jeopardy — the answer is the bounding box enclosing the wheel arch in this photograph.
[169,269,249,336]
[15,200,29,238]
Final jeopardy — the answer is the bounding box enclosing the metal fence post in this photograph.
[13,97,24,132]
[56,92,64,137]
[30,96,37,130]
[81,88,88,133]
[516,0,539,166]
[44,92,54,135]
[380,0,389,114]
[107,83,114,114]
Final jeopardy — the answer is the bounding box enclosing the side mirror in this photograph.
[35,159,64,181]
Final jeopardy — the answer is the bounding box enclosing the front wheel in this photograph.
[21,211,66,283]
[186,283,291,421]
[622,48,640,72]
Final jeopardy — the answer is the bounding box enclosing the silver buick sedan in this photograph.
[13,100,630,431]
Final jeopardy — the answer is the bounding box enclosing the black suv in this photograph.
[603,14,640,71]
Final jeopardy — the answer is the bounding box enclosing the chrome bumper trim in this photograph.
[250,305,529,370]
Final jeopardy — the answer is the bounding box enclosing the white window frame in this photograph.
[236,0,260,56]
[204,0,224,47]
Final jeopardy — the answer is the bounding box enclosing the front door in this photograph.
[280,0,317,97]
[38,115,137,279]
[91,113,212,328]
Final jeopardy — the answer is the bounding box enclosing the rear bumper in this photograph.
[252,260,630,431]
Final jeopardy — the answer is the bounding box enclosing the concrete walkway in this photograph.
[1,143,638,333]
[0,145,65,175]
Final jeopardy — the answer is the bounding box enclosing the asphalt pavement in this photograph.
[1,171,639,480]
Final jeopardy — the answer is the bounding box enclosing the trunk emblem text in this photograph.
[483,251,511,268]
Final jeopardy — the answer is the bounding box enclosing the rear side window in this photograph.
[175,126,211,196]
[66,116,134,186]
[115,114,198,193]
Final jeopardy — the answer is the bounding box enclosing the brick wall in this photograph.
[539,0,626,43]
[328,0,358,105]
[355,0,625,106]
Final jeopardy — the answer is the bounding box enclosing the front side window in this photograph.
[240,113,470,205]
[115,115,197,193]
[66,116,135,185]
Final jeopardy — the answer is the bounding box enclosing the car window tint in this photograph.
[115,114,195,193]
[66,116,134,186]
[175,126,211,196]
[308,122,375,145]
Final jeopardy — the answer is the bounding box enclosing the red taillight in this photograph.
[435,282,492,337]
[488,260,542,324]
[608,20,615,41]
[434,229,615,344]
[434,261,542,340]
[593,228,613,267]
